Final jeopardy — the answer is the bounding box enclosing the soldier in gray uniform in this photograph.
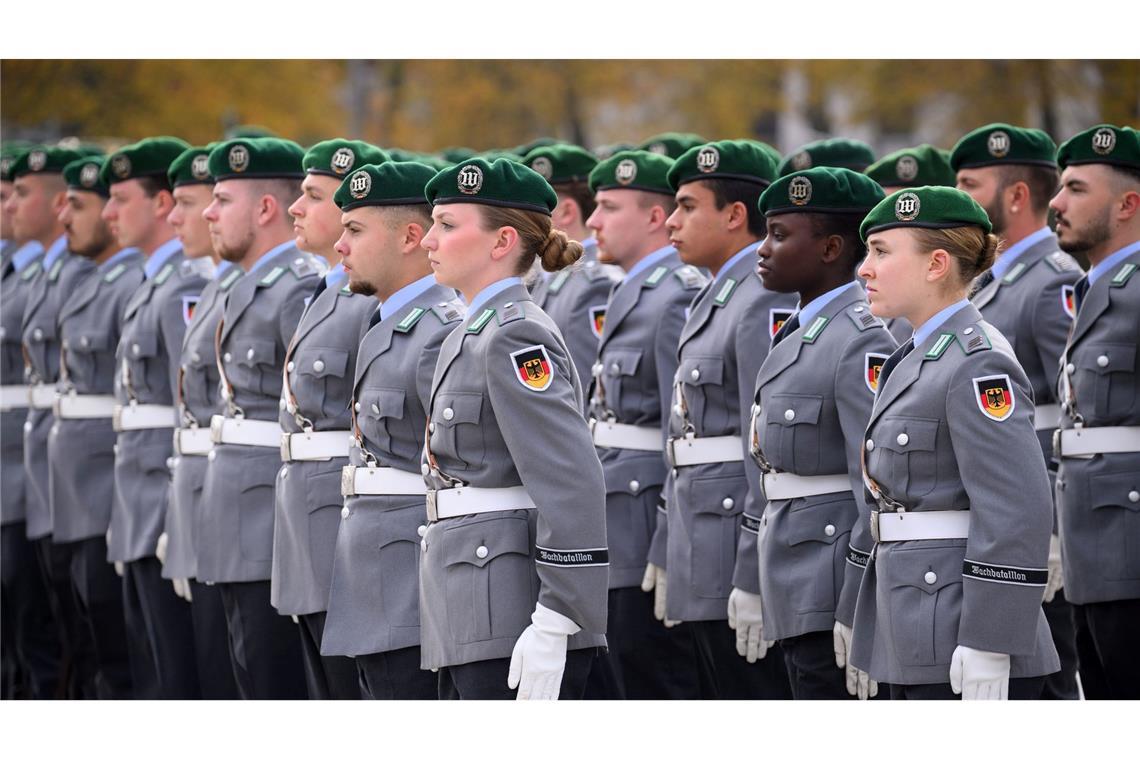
[1050,125,1140,699]
[524,144,622,397]
[581,150,708,699]
[851,186,1059,699]
[746,168,892,699]
[100,136,208,698]
[272,139,387,700]
[197,137,318,699]
[418,158,608,700]
[652,140,795,698]
[951,123,1083,700]
[321,160,460,699]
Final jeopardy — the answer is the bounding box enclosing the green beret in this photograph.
[588,150,675,195]
[100,136,190,186]
[668,139,780,190]
[778,138,875,177]
[1056,124,1140,171]
[865,145,955,189]
[441,147,477,163]
[637,132,706,159]
[593,142,634,160]
[523,144,598,185]
[63,156,110,197]
[418,154,454,172]
[950,123,1057,171]
[302,139,390,178]
[10,146,89,178]
[168,146,216,188]
[225,124,277,139]
[860,185,992,242]
[207,137,305,181]
[511,137,565,157]
[478,150,523,164]
[425,157,557,215]
[334,161,438,211]
[760,167,885,217]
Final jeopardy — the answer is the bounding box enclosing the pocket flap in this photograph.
[686,472,747,516]
[887,544,964,595]
[768,393,823,427]
[876,416,939,453]
[71,331,110,353]
[604,349,643,377]
[603,453,666,496]
[678,356,724,387]
[442,515,532,568]
[1090,470,1140,512]
[435,392,483,427]
[296,347,349,378]
[1083,344,1136,375]
[360,387,407,421]
[786,495,855,546]
[125,330,158,359]
[237,339,277,367]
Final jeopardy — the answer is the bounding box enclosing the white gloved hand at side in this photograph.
[640,563,679,628]
[507,603,582,700]
[171,577,193,602]
[114,561,125,577]
[726,588,771,662]
[156,532,168,566]
[833,621,877,699]
[949,645,1010,700]
[1043,534,1063,603]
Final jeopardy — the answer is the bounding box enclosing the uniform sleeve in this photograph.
[486,320,608,634]
[947,351,1052,655]
[158,274,207,403]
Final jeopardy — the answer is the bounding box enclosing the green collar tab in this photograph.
[713,277,738,306]
[104,262,127,283]
[1111,262,1137,287]
[802,315,829,343]
[1001,261,1027,284]
[548,270,572,294]
[219,268,242,290]
[154,263,175,285]
[394,306,427,333]
[259,266,286,286]
[644,265,669,287]
[466,308,496,333]
[925,332,955,359]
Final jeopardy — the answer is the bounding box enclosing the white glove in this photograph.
[949,645,1010,700]
[171,577,193,602]
[507,603,581,700]
[640,563,679,628]
[114,561,125,578]
[156,532,168,566]
[833,621,877,699]
[1044,534,1063,603]
[726,588,771,662]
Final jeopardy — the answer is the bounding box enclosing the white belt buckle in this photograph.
[280,432,292,462]
[425,489,439,523]
[209,415,225,444]
[869,511,881,543]
[112,404,124,432]
[341,465,357,497]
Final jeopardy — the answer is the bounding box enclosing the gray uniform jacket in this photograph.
[197,246,321,584]
[419,283,608,669]
[657,250,797,621]
[164,264,243,580]
[321,284,464,657]
[271,273,376,616]
[849,303,1059,685]
[1,245,44,526]
[108,250,209,563]
[49,251,145,543]
[750,283,896,640]
[1055,247,1140,605]
[531,241,623,399]
[587,252,705,588]
[22,251,96,538]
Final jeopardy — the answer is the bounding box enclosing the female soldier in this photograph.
[418,158,608,700]
[849,186,1059,699]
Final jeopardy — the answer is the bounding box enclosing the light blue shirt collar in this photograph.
[990,226,1052,281]
[715,241,760,285]
[214,260,233,279]
[580,236,597,250]
[100,247,139,271]
[325,261,346,287]
[913,299,971,347]
[248,241,296,275]
[43,235,69,269]
[798,280,859,328]
[143,238,181,279]
[625,244,675,281]
[469,276,522,315]
[11,241,44,272]
[379,273,438,323]
[1087,240,1140,287]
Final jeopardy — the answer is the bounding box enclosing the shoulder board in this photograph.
[20,260,41,280]
[1043,251,1080,273]
[154,262,175,285]
[644,265,670,288]
[259,266,286,286]
[289,256,323,279]
[1001,261,1028,284]
[466,308,496,334]
[497,301,526,326]
[430,301,465,324]
[671,265,704,290]
[48,257,64,281]
[218,268,242,291]
[801,315,830,343]
[393,306,427,333]
[924,332,956,360]
[844,304,880,331]
[957,326,992,354]
[1110,262,1137,288]
[712,277,738,306]
[547,270,572,294]
[103,262,127,283]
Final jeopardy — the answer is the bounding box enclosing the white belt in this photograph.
[281,430,353,462]
[1033,403,1061,431]
[341,465,427,497]
[113,403,176,431]
[871,510,969,543]
[174,427,213,456]
[29,384,56,409]
[209,414,282,448]
[0,384,30,411]
[668,435,743,467]
[590,420,662,452]
[1057,426,1140,458]
[426,485,536,522]
[54,393,116,419]
[762,472,851,501]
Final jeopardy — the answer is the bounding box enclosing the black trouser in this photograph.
[1041,591,1079,699]
[298,611,360,700]
[438,648,596,700]
[1073,597,1140,699]
[218,580,307,699]
[122,556,200,698]
[357,646,437,700]
[69,537,132,698]
[35,538,94,698]
[890,676,1045,700]
[0,523,62,699]
[187,581,240,699]
[690,619,792,699]
[585,586,710,699]
[780,629,855,700]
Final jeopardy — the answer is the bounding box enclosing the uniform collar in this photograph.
[625,244,675,280]
[247,240,295,274]
[11,240,44,272]
[100,247,140,271]
[1087,240,1140,287]
[43,234,69,269]
[797,280,859,328]
[214,259,233,279]
[143,238,181,279]
[379,273,438,323]
[714,240,760,285]
[324,261,346,287]
[912,298,971,346]
[990,226,1052,280]
[469,276,522,314]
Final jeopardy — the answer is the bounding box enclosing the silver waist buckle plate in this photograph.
[341,465,357,497]
[280,432,292,462]
[869,510,880,543]
[209,415,225,444]
[111,404,123,433]
[425,488,439,523]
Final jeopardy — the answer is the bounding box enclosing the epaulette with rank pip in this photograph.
[844,304,881,331]
[1043,251,1080,273]
[671,264,705,290]
[496,300,526,326]
[430,300,465,324]
[288,254,325,280]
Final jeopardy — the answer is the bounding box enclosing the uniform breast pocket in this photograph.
[678,356,726,432]
[376,503,426,629]
[783,496,856,613]
[359,387,413,460]
[234,339,279,397]
[238,460,278,562]
[293,347,351,420]
[306,469,345,589]
[1077,343,1137,420]
[869,416,940,499]
[66,331,110,384]
[1089,470,1140,581]
[684,471,746,598]
[182,347,216,411]
[441,515,536,644]
[885,544,964,668]
[431,392,484,471]
[124,330,160,396]
[763,393,824,473]
[601,348,643,416]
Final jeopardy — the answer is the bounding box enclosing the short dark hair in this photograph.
[806,212,866,274]
[137,174,172,198]
[554,179,597,223]
[703,177,766,237]
[996,164,1059,216]
[634,189,677,216]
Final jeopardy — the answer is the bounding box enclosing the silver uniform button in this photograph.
[1066,363,1075,374]
[207,450,216,461]
[81,336,90,347]
[287,361,295,372]
[592,363,603,377]
[866,439,874,451]
[629,480,640,491]
[294,257,304,266]
[896,433,909,446]
[354,402,361,412]
[924,571,938,585]
[279,398,287,410]
[192,351,201,363]
[280,467,287,479]
[23,421,31,433]
[421,462,430,475]
[690,368,700,381]
[113,444,120,456]
[341,506,350,519]
[963,327,974,335]
[1130,491,1140,504]
[824,524,836,537]
[854,306,864,313]
[247,348,255,360]
[442,407,454,421]
[722,497,734,510]
[475,545,489,559]
[33,328,43,341]
[223,352,232,363]
[132,343,140,356]
[371,403,380,415]
[784,409,795,421]
[313,359,325,373]
[1097,355,1109,367]
[166,457,175,469]
[182,363,189,373]
[417,525,427,537]
[428,422,436,433]
[611,363,620,373]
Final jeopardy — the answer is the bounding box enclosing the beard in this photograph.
[347,275,376,297]
[69,222,115,259]
[1056,206,1112,256]
[215,223,255,263]
[981,197,1007,238]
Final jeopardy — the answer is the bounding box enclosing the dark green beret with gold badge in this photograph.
[950,123,1057,171]
[207,137,305,181]
[334,161,438,211]
[63,155,110,197]
[524,144,598,185]
[100,136,191,186]
[588,150,675,195]
[865,144,955,189]
[761,167,885,217]
[302,139,390,179]
[779,138,875,177]
[1056,124,1140,171]
[168,145,216,188]
[668,139,780,190]
[10,146,89,178]
[425,157,557,215]
[637,132,706,159]
[860,185,992,242]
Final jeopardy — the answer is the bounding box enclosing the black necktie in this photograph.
[311,276,328,301]
[877,338,914,391]
[771,312,800,346]
[368,305,383,329]
[1072,275,1089,314]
